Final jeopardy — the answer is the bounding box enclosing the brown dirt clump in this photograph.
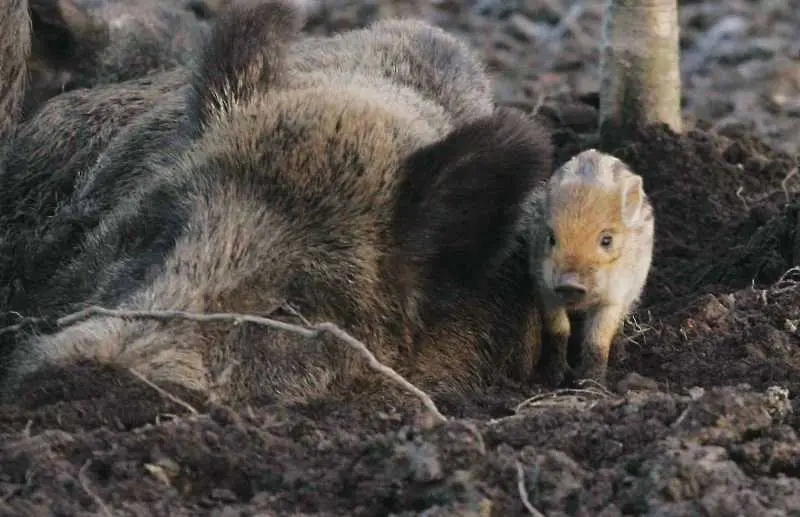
[2,0,800,515]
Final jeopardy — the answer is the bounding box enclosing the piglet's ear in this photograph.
[620,174,645,227]
[393,107,553,281]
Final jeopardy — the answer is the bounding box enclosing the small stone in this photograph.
[695,294,729,323]
[478,498,493,517]
[507,13,548,42]
[210,506,242,517]
[616,372,659,393]
[718,293,736,309]
[404,442,443,483]
[765,386,792,421]
[211,487,238,502]
[687,386,706,401]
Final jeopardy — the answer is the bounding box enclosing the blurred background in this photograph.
[27,0,800,153]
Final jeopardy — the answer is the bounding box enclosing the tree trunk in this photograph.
[599,0,682,147]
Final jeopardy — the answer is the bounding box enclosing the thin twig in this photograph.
[733,163,800,210]
[56,306,316,336]
[670,405,692,429]
[514,387,610,413]
[314,322,447,423]
[127,368,199,415]
[22,305,447,425]
[0,316,47,336]
[281,302,313,327]
[735,186,749,211]
[529,91,548,117]
[516,461,546,517]
[78,459,113,517]
[780,166,798,204]
[487,385,613,427]
[573,378,614,396]
[775,266,800,289]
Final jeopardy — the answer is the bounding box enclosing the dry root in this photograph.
[1,305,448,424]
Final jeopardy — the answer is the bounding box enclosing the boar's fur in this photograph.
[0,0,32,144]
[23,0,211,117]
[1,0,553,404]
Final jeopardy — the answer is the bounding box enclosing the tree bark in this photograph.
[599,0,682,147]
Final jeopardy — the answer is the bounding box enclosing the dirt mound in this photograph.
[616,278,800,393]
[0,364,797,515]
[607,124,796,305]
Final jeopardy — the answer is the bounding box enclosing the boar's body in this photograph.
[1,1,554,405]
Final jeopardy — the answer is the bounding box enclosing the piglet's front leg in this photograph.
[574,303,625,384]
[537,300,572,388]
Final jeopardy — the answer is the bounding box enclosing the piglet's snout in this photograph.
[553,273,587,305]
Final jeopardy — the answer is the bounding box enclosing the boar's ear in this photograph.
[29,0,108,62]
[394,107,553,281]
[188,0,304,127]
[620,174,645,227]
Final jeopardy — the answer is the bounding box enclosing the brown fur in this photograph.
[0,0,501,315]
[25,0,108,116]
[23,0,211,117]
[0,68,190,314]
[527,149,655,386]
[1,1,554,405]
[4,68,189,219]
[0,0,32,144]
[283,19,494,127]
[0,0,31,326]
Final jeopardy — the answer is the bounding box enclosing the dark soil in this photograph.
[3,0,800,516]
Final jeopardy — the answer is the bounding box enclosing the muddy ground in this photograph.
[3,0,800,515]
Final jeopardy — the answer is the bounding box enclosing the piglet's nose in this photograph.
[554,274,587,303]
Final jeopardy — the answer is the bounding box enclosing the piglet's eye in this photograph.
[547,228,556,247]
[600,234,613,250]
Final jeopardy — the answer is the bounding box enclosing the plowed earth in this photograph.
[2,0,800,515]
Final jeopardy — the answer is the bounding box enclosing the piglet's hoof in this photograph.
[535,359,573,389]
